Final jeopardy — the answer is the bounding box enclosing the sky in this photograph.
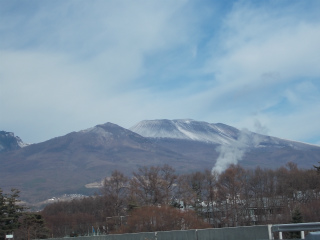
[1,0,320,145]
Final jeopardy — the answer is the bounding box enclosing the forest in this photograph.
[1,162,320,239]
[41,162,320,238]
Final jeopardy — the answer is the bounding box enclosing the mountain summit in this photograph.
[0,131,28,152]
[129,119,311,150]
[130,119,239,145]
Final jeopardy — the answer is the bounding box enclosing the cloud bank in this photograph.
[1,0,320,145]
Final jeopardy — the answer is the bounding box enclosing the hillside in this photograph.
[0,119,319,205]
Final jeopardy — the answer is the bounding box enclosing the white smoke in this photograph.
[211,120,269,175]
[211,130,250,174]
[254,119,269,135]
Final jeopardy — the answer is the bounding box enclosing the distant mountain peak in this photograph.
[0,131,28,152]
[80,122,136,136]
[75,122,148,148]
[129,119,240,145]
[97,122,126,131]
[129,119,315,150]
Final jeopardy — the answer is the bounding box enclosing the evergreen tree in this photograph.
[15,213,50,240]
[292,208,303,223]
[0,189,25,239]
[314,162,320,174]
[0,189,6,239]
[289,208,303,239]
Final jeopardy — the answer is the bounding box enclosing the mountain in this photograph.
[130,119,239,144]
[130,119,313,149]
[130,119,320,171]
[0,119,319,206]
[0,131,28,152]
[0,122,194,204]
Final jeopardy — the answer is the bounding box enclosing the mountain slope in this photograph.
[1,120,319,205]
[0,123,194,203]
[130,119,315,150]
[130,119,239,144]
[130,119,320,172]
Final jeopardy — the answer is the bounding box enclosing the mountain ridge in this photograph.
[130,119,317,150]
[0,131,29,152]
[129,119,239,145]
[1,119,319,205]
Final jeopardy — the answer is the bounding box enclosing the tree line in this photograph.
[1,163,320,238]
[41,163,320,237]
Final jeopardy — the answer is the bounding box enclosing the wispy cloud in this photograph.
[201,0,320,143]
[1,0,320,144]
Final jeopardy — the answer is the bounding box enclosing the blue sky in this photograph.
[1,0,320,145]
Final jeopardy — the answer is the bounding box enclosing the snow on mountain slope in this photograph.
[129,119,317,150]
[130,119,240,145]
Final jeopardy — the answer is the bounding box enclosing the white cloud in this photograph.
[197,1,320,144]
[0,0,198,142]
[206,8,320,85]
[1,0,320,145]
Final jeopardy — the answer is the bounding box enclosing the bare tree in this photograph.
[176,173,196,209]
[102,170,129,218]
[217,164,246,227]
[159,164,177,205]
[40,163,320,236]
[118,205,210,233]
[129,165,176,206]
[203,169,218,226]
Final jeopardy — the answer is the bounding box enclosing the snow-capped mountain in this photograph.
[0,131,28,152]
[1,119,320,205]
[129,119,310,150]
[130,119,238,144]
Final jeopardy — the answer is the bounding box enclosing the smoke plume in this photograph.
[211,130,250,174]
[211,121,268,174]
